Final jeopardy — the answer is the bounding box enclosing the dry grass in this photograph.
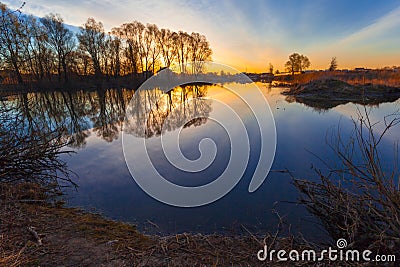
[0,183,149,266]
[0,182,322,266]
[293,108,400,258]
[275,70,400,87]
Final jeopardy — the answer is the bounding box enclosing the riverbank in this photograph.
[273,69,400,88]
[0,75,147,94]
[282,78,400,109]
[1,183,301,266]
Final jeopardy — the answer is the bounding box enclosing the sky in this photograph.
[3,0,400,72]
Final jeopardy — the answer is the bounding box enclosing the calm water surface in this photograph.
[5,82,399,238]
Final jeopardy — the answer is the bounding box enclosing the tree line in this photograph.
[0,3,212,85]
[282,53,338,74]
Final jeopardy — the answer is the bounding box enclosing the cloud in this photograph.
[308,5,400,69]
[339,6,400,46]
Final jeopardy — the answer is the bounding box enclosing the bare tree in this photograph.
[0,3,25,84]
[77,18,105,77]
[268,63,274,74]
[41,14,75,82]
[146,23,161,75]
[0,2,213,82]
[141,24,157,77]
[19,16,47,81]
[157,28,176,68]
[108,35,121,77]
[173,31,191,73]
[328,56,338,71]
[116,21,145,75]
[189,32,212,73]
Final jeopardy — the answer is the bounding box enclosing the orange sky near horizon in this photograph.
[212,43,400,73]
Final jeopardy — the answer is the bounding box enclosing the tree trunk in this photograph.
[62,57,68,83]
[11,57,24,85]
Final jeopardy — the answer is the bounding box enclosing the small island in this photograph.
[282,78,400,109]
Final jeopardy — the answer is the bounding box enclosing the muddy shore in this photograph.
[1,183,303,266]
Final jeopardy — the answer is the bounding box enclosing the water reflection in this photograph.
[124,84,211,138]
[1,84,211,147]
[285,93,400,111]
[1,83,399,237]
[0,94,75,187]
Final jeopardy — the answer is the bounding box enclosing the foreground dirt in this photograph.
[1,184,295,266]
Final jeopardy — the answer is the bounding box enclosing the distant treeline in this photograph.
[0,3,212,85]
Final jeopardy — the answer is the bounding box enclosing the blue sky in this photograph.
[3,0,400,71]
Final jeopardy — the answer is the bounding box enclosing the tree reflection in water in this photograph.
[124,84,211,138]
[1,84,211,148]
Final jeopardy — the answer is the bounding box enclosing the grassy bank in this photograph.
[274,69,400,88]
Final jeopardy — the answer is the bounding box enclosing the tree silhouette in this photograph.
[77,18,105,77]
[285,53,310,75]
[329,56,338,71]
[268,63,274,74]
[0,3,213,84]
[41,14,75,82]
[0,3,25,84]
